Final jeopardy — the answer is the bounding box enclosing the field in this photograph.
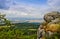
[0,23,40,39]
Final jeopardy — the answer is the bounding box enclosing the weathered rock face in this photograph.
[44,11,60,23]
[37,11,60,39]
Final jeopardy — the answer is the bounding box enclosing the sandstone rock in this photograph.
[44,11,60,23]
[37,11,60,39]
[46,24,60,32]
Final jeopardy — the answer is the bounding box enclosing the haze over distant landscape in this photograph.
[0,0,60,20]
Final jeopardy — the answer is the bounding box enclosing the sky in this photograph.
[0,0,60,19]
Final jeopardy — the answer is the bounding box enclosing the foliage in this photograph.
[0,13,12,26]
[0,23,39,39]
[0,13,39,39]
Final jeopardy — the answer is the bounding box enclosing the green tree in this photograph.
[0,13,11,26]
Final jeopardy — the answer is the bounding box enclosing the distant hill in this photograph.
[11,19,44,24]
[7,17,43,21]
[7,18,43,23]
[25,20,44,23]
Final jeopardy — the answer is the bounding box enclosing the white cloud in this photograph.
[0,3,46,18]
[47,0,60,10]
[0,0,60,19]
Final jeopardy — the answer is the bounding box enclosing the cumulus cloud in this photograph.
[0,5,44,18]
[0,1,45,18]
[0,0,60,19]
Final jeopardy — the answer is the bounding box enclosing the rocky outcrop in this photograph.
[44,11,60,23]
[37,11,60,39]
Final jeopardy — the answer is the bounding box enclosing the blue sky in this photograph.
[0,0,60,19]
[15,0,47,5]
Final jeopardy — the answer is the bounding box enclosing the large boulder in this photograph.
[37,11,60,39]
